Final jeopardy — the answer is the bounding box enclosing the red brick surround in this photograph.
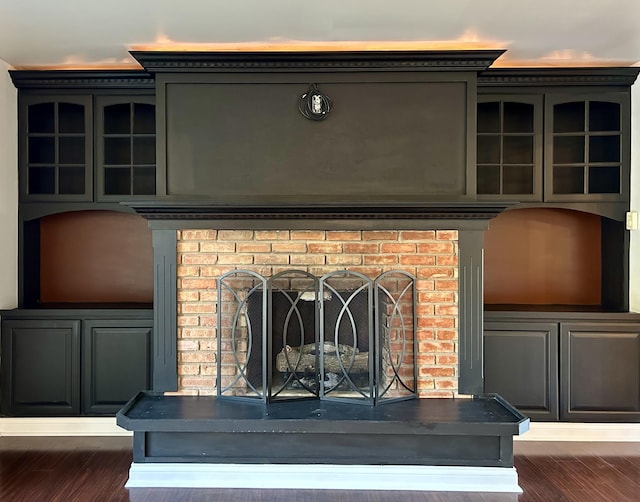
[175,229,459,397]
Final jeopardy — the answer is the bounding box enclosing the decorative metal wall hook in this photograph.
[299,84,332,121]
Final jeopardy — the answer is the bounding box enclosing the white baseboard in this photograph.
[515,422,640,442]
[125,463,522,493]
[1,417,638,442]
[0,417,131,436]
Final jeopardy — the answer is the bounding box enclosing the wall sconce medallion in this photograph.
[299,84,332,121]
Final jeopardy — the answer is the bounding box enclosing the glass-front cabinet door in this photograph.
[96,96,156,200]
[20,95,92,201]
[476,95,543,200]
[545,93,629,201]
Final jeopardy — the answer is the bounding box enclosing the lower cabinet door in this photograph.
[82,320,152,415]
[484,322,559,421]
[560,322,640,421]
[1,319,80,416]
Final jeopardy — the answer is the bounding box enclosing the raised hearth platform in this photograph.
[118,393,528,492]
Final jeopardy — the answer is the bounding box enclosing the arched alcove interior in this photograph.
[484,207,625,310]
[29,210,153,306]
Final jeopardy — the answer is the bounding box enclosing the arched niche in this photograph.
[483,207,624,309]
[30,210,153,305]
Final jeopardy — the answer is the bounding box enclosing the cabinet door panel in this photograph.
[96,95,156,200]
[545,93,629,202]
[484,322,558,421]
[560,323,640,421]
[476,95,542,201]
[20,95,92,201]
[1,319,80,416]
[82,320,152,415]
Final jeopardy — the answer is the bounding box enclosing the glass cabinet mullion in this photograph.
[21,96,91,201]
[53,102,60,194]
[546,94,626,201]
[499,102,504,193]
[584,103,590,194]
[98,97,155,199]
[130,104,135,194]
[477,96,540,199]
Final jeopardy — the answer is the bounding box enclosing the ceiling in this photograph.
[1,0,639,69]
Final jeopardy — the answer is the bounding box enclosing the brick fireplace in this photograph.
[175,228,459,398]
[118,202,527,493]
[116,49,528,492]
[126,199,507,397]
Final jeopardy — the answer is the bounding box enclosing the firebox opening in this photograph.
[217,269,417,406]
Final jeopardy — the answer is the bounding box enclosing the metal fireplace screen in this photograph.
[217,270,417,405]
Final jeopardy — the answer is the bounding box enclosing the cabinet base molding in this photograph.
[0,417,132,436]
[516,422,640,442]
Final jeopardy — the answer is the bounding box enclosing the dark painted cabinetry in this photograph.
[484,322,559,421]
[1,319,80,415]
[560,322,640,421]
[1,311,152,416]
[13,71,157,203]
[477,91,629,203]
[545,94,629,202]
[4,71,157,417]
[479,69,639,423]
[19,92,156,202]
[476,95,543,200]
[82,319,152,415]
[477,70,636,205]
[20,95,93,201]
[484,314,640,422]
[96,96,156,200]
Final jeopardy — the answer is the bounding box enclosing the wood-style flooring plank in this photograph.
[1,438,639,502]
[515,453,640,502]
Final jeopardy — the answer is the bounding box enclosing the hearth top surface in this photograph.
[117,392,529,436]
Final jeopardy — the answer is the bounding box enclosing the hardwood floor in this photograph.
[514,442,640,502]
[0,438,638,501]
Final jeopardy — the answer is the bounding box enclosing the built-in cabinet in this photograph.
[477,87,630,204]
[20,95,93,201]
[2,71,156,417]
[1,319,80,415]
[3,65,639,421]
[479,69,639,423]
[96,96,156,199]
[484,315,640,422]
[19,88,156,202]
[545,94,628,202]
[560,322,640,421]
[1,311,152,416]
[484,322,559,421]
[476,95,543,200]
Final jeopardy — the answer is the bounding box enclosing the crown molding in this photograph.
[478,67,640,87]
[9,70,154,89]
[130,50,506,73]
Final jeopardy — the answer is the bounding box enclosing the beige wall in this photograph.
[630,81,640,312]
[0,61,18,309]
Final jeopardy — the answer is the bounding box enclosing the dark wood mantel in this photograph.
[124,199,514,231]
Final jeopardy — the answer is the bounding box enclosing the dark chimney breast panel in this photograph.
[129,49,505,204]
